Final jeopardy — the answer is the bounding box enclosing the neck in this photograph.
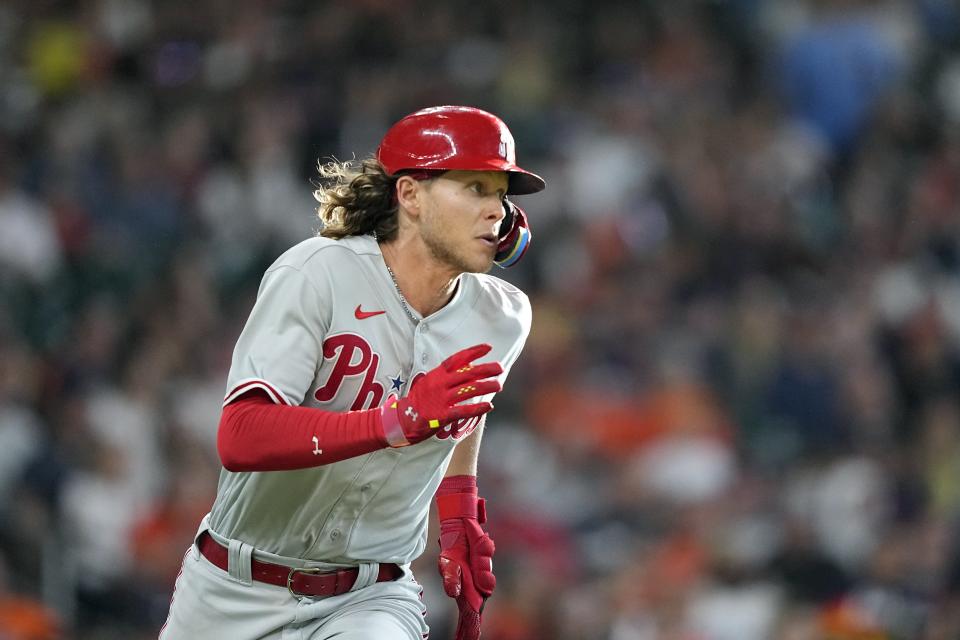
[380,238,460,318]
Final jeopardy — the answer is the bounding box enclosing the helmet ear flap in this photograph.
[494,199,532,269]
[499,200,515,238]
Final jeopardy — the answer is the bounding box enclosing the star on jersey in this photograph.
[389,372,406,392]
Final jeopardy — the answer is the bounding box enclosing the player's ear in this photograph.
[395,175,422,219]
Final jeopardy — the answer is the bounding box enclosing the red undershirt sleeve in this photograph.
[216,392,388,471]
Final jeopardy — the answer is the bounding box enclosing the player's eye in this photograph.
[469,182,484,195]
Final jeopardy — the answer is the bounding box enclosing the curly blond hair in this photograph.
[314,158,399,241]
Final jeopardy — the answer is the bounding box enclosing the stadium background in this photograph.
[1,0,960,638]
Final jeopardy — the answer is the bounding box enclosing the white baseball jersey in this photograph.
[207,234,531,565]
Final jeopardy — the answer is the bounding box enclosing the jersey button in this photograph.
[330,529,341,540]
[421,353,428,364]
[421,323,429,333]
[361,484,372,492]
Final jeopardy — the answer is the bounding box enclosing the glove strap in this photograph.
[437,494,487,524]
[380,400,410,448]
[437,475,478,494]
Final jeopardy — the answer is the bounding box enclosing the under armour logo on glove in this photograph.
[378,344,502,448]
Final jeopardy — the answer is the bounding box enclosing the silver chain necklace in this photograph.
[385,264,420,325]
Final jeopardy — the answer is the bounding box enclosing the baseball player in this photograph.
[159,105,544,640]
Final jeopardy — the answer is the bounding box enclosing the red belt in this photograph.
[197,531,402,597]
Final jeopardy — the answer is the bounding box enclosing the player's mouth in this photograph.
[477,233,497,248]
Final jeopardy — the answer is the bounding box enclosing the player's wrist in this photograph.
[437,475,478,496]
[436,477,485,523]
[437,494,486,522]
[379,401,410,448]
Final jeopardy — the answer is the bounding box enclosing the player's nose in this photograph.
[484,198,506,223]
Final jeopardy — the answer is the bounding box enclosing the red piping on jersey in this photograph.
[223,379,290,406]
[217,391,387,471]
[158,546,192,637]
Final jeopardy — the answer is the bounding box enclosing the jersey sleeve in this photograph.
[492,289,533,383]
[223,265,331,407]
[499,290,532,381]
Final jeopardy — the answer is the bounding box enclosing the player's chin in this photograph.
[475,256,496,273]
[447,237,496,274]
[467,246,496,273]
[460,255,494,274]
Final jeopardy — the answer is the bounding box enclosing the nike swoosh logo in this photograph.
[354,305,386,320]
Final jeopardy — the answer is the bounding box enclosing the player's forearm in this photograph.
[444,419,484,477]
[217,394,387,471]
[218,346,500,472]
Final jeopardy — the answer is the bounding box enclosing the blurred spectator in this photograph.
[777,0,908,157]
[0,154,62,286]
[0,555,59,640]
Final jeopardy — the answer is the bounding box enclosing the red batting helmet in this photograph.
[376,106,546,195]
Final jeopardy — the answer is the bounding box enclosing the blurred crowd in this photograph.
[1,0,960,638]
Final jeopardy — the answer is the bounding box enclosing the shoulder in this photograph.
[458,274,532,369]
[267,235,378,274]
[255,235,379,302]
[464,273,532,332]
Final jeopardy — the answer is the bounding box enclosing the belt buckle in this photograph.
[287,566,325,598]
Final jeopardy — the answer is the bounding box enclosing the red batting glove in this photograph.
[380,344,502,447]
[436,476,496,640]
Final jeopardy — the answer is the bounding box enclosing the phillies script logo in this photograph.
[314,333,481,440]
